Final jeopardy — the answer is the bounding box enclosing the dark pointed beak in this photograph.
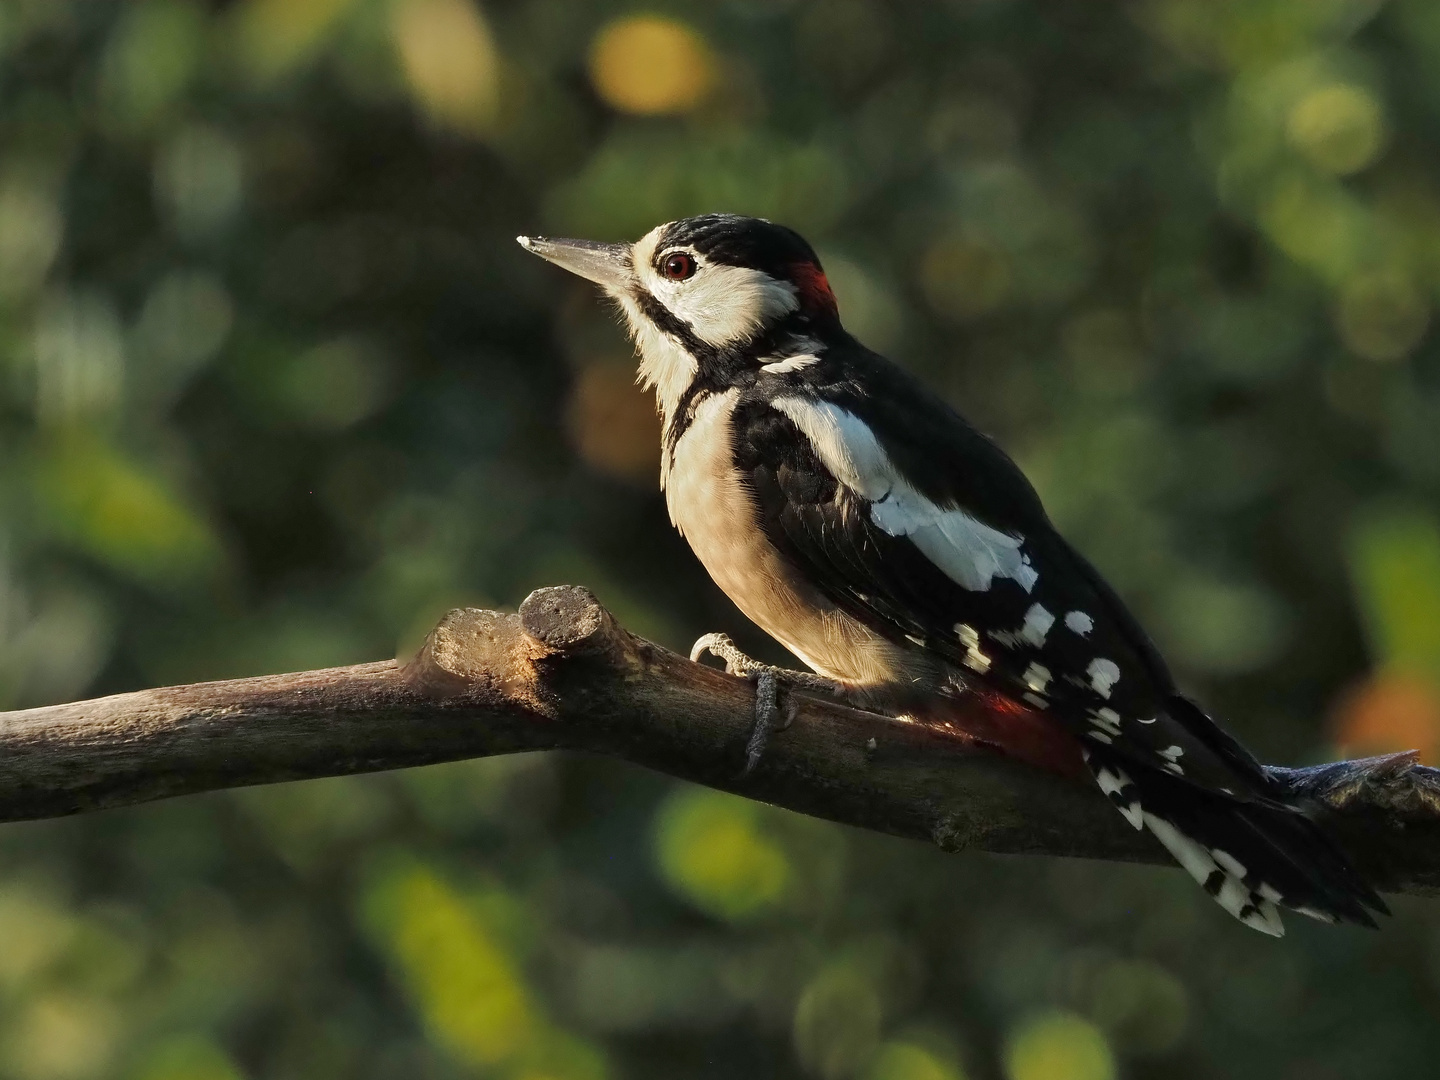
[517,235,633,291]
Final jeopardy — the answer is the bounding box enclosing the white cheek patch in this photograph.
[772,397,1039,594]
[639,249,799,348]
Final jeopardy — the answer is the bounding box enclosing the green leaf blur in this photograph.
[653,787,792,922]
[1,0,1439,1076]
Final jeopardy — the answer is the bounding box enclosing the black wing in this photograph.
[731,381,1254,792]
[731,365,1384,931]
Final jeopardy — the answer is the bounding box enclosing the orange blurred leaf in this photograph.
[566,364,660,481]
[1330,672,1440,762]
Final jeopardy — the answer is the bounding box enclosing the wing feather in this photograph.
[734,392,1269,794]
[730,381,1385,929]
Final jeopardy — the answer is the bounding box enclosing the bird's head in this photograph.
[519,214,840,418]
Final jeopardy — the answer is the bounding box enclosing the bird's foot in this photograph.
[689,633,847,776]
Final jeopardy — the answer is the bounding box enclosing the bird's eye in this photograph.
[661,252,697,281]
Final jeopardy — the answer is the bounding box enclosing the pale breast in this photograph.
[663,388,916,686]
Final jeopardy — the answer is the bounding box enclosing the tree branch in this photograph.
[1,585,1437,894]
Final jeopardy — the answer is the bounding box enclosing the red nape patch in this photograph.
[791,261,838,316]
[908,689,1088,779]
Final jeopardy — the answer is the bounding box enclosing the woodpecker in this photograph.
[518,214,1386,936]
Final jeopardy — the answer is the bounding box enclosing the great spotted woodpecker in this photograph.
[518,214,1386,936]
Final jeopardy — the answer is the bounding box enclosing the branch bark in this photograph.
[1,585,1437,894]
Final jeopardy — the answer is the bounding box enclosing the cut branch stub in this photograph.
[405,607,527,697]
[519,585,622,657]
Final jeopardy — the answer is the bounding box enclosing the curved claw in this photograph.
[689,632,734,664]
[689,630,850,776]
[689,632,760,676]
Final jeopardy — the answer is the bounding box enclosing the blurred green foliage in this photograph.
[2,0,1440,1077]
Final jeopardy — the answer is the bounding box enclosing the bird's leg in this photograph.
[689,633,849,776]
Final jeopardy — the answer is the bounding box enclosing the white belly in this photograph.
[663,388,915,686]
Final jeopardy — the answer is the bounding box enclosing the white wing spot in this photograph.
[1021,604,1054,647]
[761,354,819,374]
[954,622,992,673]
[1094,766,1143,829]
[1094,766,1127,795]
[1143,813,1285,937]
[1091,707,1122,736]
[1160,745,1184,761]
[1242,900,1285,936]
[1211,848,1247,879]
[1064,610,1094,636]
[1087,657,1121,699]
[1023,662,1051,694]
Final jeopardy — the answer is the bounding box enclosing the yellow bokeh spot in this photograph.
[1004,1012,1115,1080]
[588,16,715,116]
[280,338,396,430]
[233,0,360,83]
[0,887,77,989]
[368,866,536,1066]
[364,863,609,1080]
[1287,84,1386,176]
[793,964,882,1080]
[36,436,222,588]
[652,787,790,920]
[99,0,205,130]
[8,994,118,1080]
[1346,506,1440,680]
[869,1041,966,1080]
[1334,271,1429,363]
[566,362,661,481]
[918,238,1011,321]
[390,0,500,135]
[1258,172,1365,282]
[132,1035,245,1080]
[1086,958,1189,1055]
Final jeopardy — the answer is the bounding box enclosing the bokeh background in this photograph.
[2,0,1440,1077]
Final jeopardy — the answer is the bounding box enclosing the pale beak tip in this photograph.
[513,233,632,289]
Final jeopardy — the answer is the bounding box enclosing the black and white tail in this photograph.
[1086,747,1387,936]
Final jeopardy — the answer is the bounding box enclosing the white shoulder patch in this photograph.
[771,397,1038,593]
